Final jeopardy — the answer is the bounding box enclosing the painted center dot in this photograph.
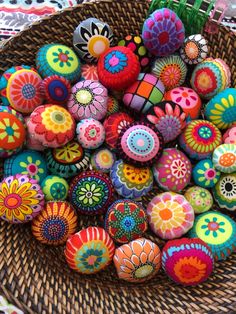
[76,89,93,105]
[4,193,22,208]
[158,31,169,45]
[109,55,119,67]
[93,40,106,54]
[59,53,68,62]
[159,208,172,220]
[137,138,145,147]
[55,87,63,97]
[208,222,219,231]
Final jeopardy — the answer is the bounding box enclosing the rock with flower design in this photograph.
[145,101,186,143]
[164,86,202,119]
[192,159,221,188]
[41,176,69,201]
[46,140,90,178]
[105,199,148,243]
[97,46,140,91]
[110,160,153,199]
[0,174,44,224]
[4,150,47,184]
[152,148,191,192]
[117,121,164,167]
[69,170,114,215]
[81,64,99,81]
[103,112,134,150]
[0,106,26,158]
[123,73,165,113]
[6,69,44,114]
[142,8,185,57]
[41,75,71,106]
[179,120,222,160]
[223,126,236,145]
[32,201,77,245]
[36,44,81,83]
[65,226,115,274]
[73,18,114,63]
[205,88,236,130]
[27,104,76,148]
[180,34,208,65]
[151,55,187,90]
[212,144,236,173]
[188,211,236,261]
[76,118,105,150]
[184,186,213,214]
[67,80,108,121]
[190,58,230,99]
[91,148,116,173]
[113,237,161,282]
[147,192,194,240]
[162,238,214,286]
[212,173,236,211]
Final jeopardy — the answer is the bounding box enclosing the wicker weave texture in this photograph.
[0,1,235,313]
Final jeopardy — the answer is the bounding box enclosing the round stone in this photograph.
[212,144,236,173]
[180,34,208,64]
[192,159,221,188]
[41,75,71,105]
[184,186,213,214]
[41,176,69,201]
[91,148,116,173]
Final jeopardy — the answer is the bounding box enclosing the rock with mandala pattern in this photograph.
[73,18,114,63]
[65,226,115,274]
[184,186,213,214]
[69,170,114,215]
[46,140,90,178]
[188,211,236,261]
[162,238,214,286]
[32,201,78,245]
[41,175,69,201]
[27,104,76,148]
[36,44,81,83]
[113,238,161,282]
[212,144,236,174]
[152,148,191,192]
[147,192,194,240]
[180,34,208,64]
[212,173,236,211]
[0,106,26,158]
[179,120,222,160]
[105,199,148,243]
[4,150,48,184]
[0,174,44,224]
[110,160,153,199]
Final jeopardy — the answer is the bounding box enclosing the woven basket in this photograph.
[0,1,236,313]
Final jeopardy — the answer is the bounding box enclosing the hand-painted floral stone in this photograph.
[180,34,208,64]
[103,112,134,150]
[67,80,108,121]
[76,118,105,149]
[147,192,194,240]
[179,120,222,160]
[73,18,114,63]
[46,140,90,178]
[105,199,148,243]
[190,58,230,99]
[6,69,44,114]
[162,238,214,286]
[151,55,187,90]
[41,176,69,201]
[69,171,114,215]
[205,88,236,130]
[97,46,140,91]
[117,121,164,167]
[113,238,161,282]
[32,201,77,245]
[192,159,221,188]
[41,75,71,105]
[91,148,116,173]
[184,186,213,214]
[110,160,153,199]
[4,150,47,184]
[36,44,81,83]
[188,211,236,261]
[0,106,26,158]
[164,86,202,119]
[81,64,99,81]
[212,144,236,173]
[65,226,115,274]
[118,34,152,70]
[27,104,75,148]
[123,73,165,113]
[145,101,186,143]
[223,126,236,144]
[212,173,236,211]
[152,148,191,192]
[0,174,44,224]
[142,8,185,57]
